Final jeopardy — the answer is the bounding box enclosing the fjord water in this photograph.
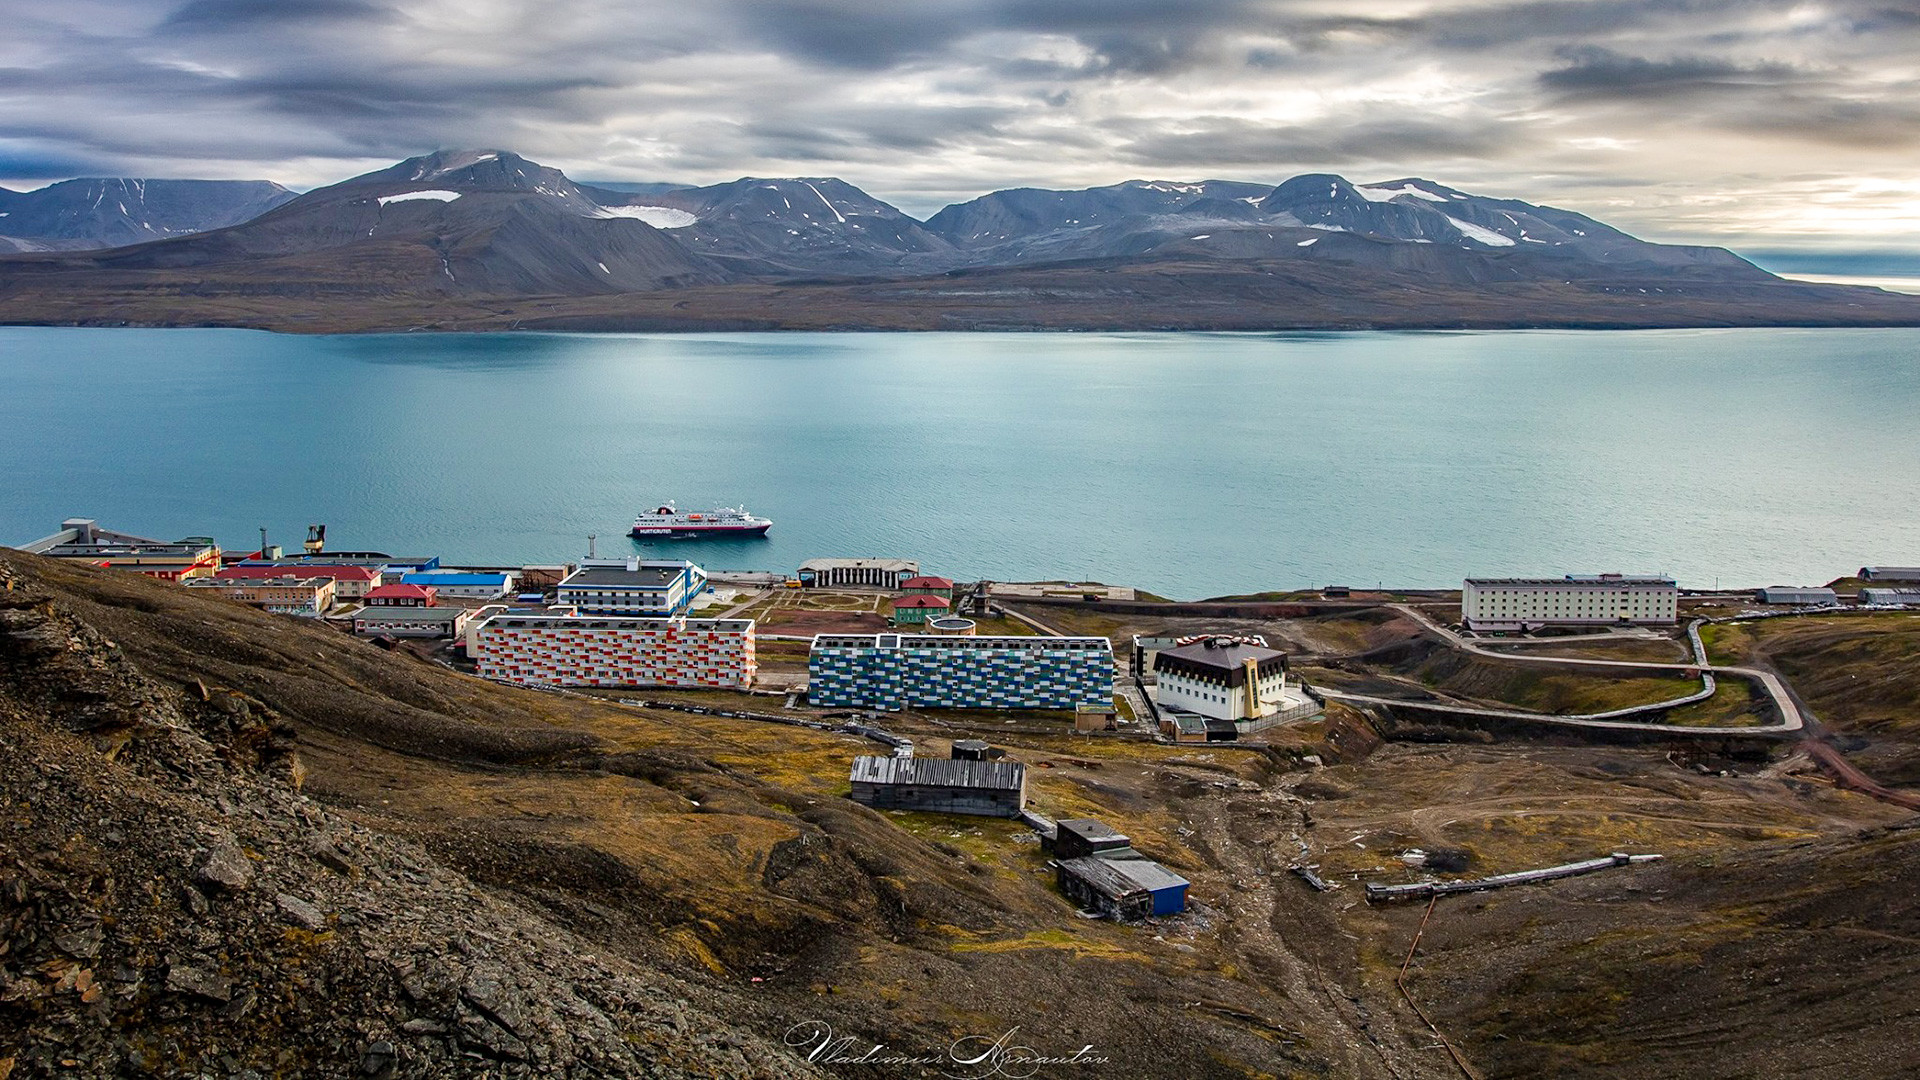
[3,327,1916,598]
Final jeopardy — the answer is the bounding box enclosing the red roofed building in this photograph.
[899,575,955,601]
[215,563,382,598]
[891,594,951,626]
[363,583,437,607]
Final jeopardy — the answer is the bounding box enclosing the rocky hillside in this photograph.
[0,555,823,1078]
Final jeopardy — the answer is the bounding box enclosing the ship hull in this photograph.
[630,523,771,539]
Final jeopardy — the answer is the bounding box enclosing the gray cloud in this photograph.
[1540,47,1804,98]
[0,0,1917,248]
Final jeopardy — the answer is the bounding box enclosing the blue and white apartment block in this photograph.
[807,633,1114,710]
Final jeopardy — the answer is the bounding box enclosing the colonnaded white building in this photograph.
[1462,574,1678,632]
[1149,636,1315,732]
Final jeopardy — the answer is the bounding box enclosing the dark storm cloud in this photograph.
[1114,115,1529,169]
[163,0,392,29]
[3,0,1919,246]
[1540,47,1803,98]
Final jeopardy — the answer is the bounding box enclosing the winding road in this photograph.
[1315,606,1805,737]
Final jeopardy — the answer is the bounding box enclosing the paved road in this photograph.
[1316,606,1804,736]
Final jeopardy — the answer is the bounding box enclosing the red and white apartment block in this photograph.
[470,614,756,689]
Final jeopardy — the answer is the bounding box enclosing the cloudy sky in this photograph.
[5,0,1919,251]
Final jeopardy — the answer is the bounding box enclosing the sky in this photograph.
[4,0,1919,252]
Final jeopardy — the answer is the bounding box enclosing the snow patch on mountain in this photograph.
[595,205,696,228]
[1445,217,1516,246]
[1357,183,1448,203]
[378,190,462,205]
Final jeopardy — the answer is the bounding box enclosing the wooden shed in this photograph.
[848,755,1027,817]
[1055,854,1190,919]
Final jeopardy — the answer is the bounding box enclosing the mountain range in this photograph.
[1,149,1914,332]
[0,178,295,253]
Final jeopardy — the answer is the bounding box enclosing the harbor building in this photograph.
[556,559,705,617]
[185,575,336,615]
[898,575,956,601]
[808,633,1114,711]
[1861,588,1920,607]
[363,583,436,607]
[18,519,222,580]
[214,562,381,598]
[400,570,516,600]
[351,606,474,639]
[1756,586,1839,606]
[798,558,919,589]
[469,614,756,689]
[847,755,1027,817]
[1462,574,1678,632]
[1860,567,1920,582]
[890,595,950,626]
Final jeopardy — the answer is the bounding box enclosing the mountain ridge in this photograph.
[1,148,1915,331]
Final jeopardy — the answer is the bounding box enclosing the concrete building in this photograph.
[1860,567,1920,582]
[1054,853,1189,919]
[185,575,336,615]
[351,606,474,639]
[556,559,705,616]
[808,633,1114,711]
[1756,586,1839,606]
[898,575,955,600]
[1151,636,1292,722]
[890,595,950,626]
[799,558,919,589]
[1861,588,1920,607]
[17,519,222,580]
[847,755,1027,817]
[215,563,381,598]
[364,583,436,607]
[400,570,516,601]
[470,614,756,689]
[1462,574,1678,632]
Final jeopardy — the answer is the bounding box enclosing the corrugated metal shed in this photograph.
[848,755,1024,791]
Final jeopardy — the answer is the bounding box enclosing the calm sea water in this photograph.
[2,327,1916,598]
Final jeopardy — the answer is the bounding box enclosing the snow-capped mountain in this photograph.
[595,177,954,275]
[2,149,1891,331]
[925,179,1273,249]
[0,178,295,252]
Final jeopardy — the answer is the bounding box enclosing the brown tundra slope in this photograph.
[4,548,1919,1078]
[0,551,1446,1079]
